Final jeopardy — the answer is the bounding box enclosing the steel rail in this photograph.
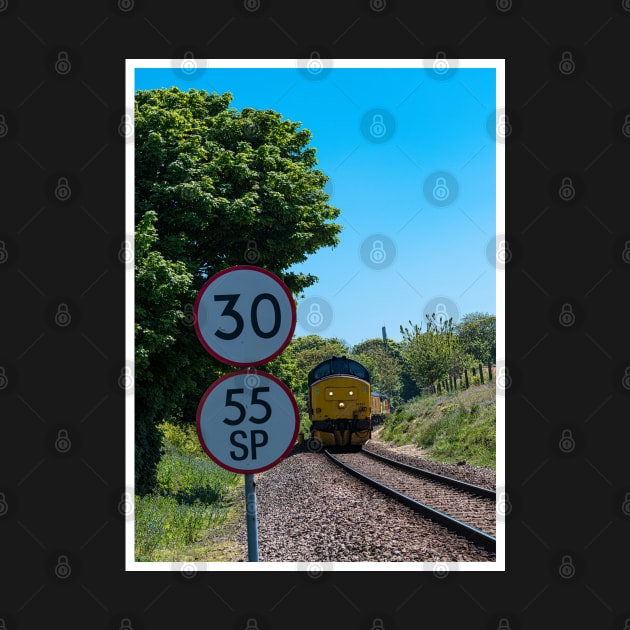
[362,449,496,499]
[324,450,496,554]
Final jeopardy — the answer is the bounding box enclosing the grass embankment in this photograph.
[380,383,496,468]
[135,422,245,562]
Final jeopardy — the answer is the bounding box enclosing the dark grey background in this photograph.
[1,0,628,628]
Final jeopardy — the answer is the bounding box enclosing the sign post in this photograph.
[245,473,258,562]
[193,266,298,562]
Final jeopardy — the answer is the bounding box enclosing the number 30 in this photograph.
[214,293,281,340]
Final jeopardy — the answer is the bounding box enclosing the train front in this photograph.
[307,356,372,448]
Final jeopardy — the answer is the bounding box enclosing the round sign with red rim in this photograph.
[194,265,296,367]
[196,370,300,474]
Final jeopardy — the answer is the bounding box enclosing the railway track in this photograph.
[324,448,497,554]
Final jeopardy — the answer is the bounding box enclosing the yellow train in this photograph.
[307,356,387,450]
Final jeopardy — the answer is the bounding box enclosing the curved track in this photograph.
[324,449,497,553]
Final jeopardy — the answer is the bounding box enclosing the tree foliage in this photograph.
[135,87,341,293]
[289,335,350,408]
[400,314,477,390]
[350,338,405,406]
[455,312,496,364]
[134,87,342,494]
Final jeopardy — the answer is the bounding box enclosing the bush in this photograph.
[135,420,241,561]
[378,384,496,468]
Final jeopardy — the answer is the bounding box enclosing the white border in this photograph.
[126,58,505,571]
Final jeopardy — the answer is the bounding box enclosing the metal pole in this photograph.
[244,473,259,562]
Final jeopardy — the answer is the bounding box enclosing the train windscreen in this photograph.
[308,356,370,385]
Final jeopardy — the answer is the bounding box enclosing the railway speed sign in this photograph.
[194,266,296,367]
[196,371,300,474]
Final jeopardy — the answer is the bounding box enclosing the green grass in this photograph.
[135,421,243,562]
[380,383,496,468]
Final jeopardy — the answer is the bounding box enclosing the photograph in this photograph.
[126,58,504,571]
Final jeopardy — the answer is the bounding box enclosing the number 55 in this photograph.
[223,387,272,425]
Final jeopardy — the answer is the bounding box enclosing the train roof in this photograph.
[371,392,389,400]
[307,356,370,386]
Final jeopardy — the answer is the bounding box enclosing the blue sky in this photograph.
[134,61,499,349]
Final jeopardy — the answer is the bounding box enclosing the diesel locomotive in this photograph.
[306,356,389,449]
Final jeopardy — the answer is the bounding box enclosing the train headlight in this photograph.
[338,402,345,409]
[349,390,354,396]
[328,391,334,396]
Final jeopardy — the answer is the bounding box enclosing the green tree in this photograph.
[289,335,349,407]
[455,312,496,364]
[400,314,459,390]
[134,87,342,494]
[134,211,199,494]
[350,338,404,405]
